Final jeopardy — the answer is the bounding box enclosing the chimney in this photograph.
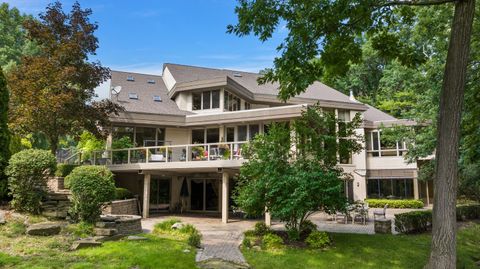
[349,90,357,102]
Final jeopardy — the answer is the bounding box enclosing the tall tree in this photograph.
[0,3,38,71]
[228,0,476,267]
[0,68,9,200]
[7,1,122,154]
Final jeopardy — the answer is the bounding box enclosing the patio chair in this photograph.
[352,205,369,225]
[335,211,350,224]
[373,204,388,220]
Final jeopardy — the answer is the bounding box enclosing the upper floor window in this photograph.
[338,109,350,121]
[193,89,220,111]
[244,102,251,110]
[366,130,407,157]
[127,76,135,81]
[224,90,241,111]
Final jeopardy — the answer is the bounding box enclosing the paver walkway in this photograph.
[142,215,255,268]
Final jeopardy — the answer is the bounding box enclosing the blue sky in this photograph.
[4,0,287,75]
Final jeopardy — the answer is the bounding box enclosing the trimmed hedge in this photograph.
[456,204,480,221]
[395,204,480,234]
[394,210,432,234]
[366,199,424,209]
[55,163,79,177]
[115,187,133,200]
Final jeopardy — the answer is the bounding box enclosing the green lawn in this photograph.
[243,223,480,269]
[0,234,196,269]
[0,216,197,269]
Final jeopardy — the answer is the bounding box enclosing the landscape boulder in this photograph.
[26,222,62,236]
[171,222,185,230]
[71,238,102,250]
[0,211,5,225]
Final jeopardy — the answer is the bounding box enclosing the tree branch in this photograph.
[381,0,457,6]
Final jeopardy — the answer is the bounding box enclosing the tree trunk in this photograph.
[427,0,475,268]
[49,135,59,156]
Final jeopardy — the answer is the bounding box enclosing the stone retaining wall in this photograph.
[103,198,139,216]
[97,215,143,235]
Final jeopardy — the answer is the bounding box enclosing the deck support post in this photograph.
[222,172,229,224]
[143,173,151,219]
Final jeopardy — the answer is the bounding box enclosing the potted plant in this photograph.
[191,146,205,160]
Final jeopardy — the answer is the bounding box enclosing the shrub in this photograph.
[305,231,331,249]
[66,166,116,223]
[153,219,202,247]
[394,210,432,234]
[254,222,271,236]
[300,220,318,236]
[153,218,181,232]
[187,230,202,248]
[262,233,284,250]
[366,199,424,209]
[54,163,78,178]
[456,204,480,221]
[287,228,300,241]
[114,187,133,200]
[5,149,56,213]
[242,237,252,248]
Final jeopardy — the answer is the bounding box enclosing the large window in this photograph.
[367,178,414,199]
[191,128,220,144]
[224,90,241,111]
[112,126,166,147]
[193,90,220,111]
[366,131,407,157]
[224,124,262,142]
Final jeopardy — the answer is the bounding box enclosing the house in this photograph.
[89,63,432,222]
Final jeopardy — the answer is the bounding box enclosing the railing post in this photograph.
[128,149,131,164]
[146,149,149,163]
[186,145,189,162]
[165,146,169,163]
[230,143,233,160]
[207,144,210,161]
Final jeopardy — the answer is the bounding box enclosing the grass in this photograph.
[0,217,197,269]
[243,223,480,269]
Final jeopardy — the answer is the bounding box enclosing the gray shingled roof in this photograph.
[110,70,190,116]
[164,63,355,104]
[363,104,397,122]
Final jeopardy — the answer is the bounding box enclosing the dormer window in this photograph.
[147,79,155,84]
[128,93,138,100]
[127,76,135,81]
[153,95,162,102]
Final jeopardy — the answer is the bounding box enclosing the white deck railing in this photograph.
[78,141,249,166]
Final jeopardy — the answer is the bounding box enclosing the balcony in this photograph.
[77,141,249,172]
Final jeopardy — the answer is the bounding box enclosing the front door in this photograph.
[150,178,171,214]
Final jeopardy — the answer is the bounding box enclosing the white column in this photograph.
[413,173,419,200]
[265,209,271,227]
[221,172,229,224]
[143,173,151,219]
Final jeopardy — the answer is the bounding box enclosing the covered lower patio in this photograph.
[113,167,267,224]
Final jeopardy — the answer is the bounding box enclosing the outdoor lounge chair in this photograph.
[373,204,388,220]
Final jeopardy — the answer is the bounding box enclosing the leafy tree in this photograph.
[7,1,122,154]
[228,1,475,266]
[5,149,56,213]
[0,68,9,200]
[0,3,38,71]
[235,106,362,239]
[66,165,116,223]
[77,131,105,160]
